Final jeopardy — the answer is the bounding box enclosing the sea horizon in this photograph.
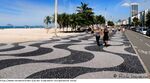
[0,25,51,29]
[0,23,55,29]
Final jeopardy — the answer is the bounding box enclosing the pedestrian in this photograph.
[91,26,94,34]
[94,25,101,46]
[122,27,125,33]
[103,27,109,47]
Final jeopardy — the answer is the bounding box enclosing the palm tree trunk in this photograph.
[46,24,49,33]
[63,27,64,31]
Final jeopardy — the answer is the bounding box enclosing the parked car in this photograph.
[130,27,136,31]
[140,28,147,35]
[136,27,140,32]
[146,29,150,37]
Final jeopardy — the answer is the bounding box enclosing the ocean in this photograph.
[0,26,45,29]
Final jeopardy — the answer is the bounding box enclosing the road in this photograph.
[126,30,150,73]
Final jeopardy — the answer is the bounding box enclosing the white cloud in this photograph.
[121,3,130,7]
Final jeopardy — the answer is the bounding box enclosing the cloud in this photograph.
[121,3,130,7]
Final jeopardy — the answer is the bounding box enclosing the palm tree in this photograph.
[132,17,140,27]
[57,14,63,30]
[77,2,88,13]
[70,14,78,31]
[57,13,70,31]
[65,14,70,31]
[61,13,67,31]
[44,16,51,28]
[107,21,114,26]
[44,16,52,33]
[96,15,105,25]
[55,2,106,32]
[77,2,94,29]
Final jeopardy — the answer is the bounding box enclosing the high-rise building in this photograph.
[140,11,145,27]
[131,3,138,17]
[128,17,131,26]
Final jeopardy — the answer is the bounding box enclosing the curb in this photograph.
[138,32,150,39]
[125,32,150,78]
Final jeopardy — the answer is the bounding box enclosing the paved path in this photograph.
[126,30,150,74]
[0,31,148,79]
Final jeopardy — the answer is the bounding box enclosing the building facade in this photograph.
[118,3,150,27]
[131,3,138,17]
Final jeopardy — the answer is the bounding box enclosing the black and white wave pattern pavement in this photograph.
[0,32,148,79]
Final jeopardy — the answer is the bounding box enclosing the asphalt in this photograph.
[125,30,150,73]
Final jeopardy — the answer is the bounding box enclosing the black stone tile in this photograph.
[122,41,131,46]
[103,50,145,73]
[84,42,145,73]
[26,67,96,79]
[124,47,136,54]
[1,42,53,57]
[65,34,90,40]
[78,35,94,40]
[0,43,6,46]
[85,45,103,52]
[26,56,145,79]
[43,39,61,43]
[13,48,53,57]
[47,44,94,64]
[61,34,86,40]
[63,40,81,43]
[0,58,35,70]
[0,44,25,52]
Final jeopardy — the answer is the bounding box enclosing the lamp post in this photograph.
[54,0,58,36]
[105,8,107,26]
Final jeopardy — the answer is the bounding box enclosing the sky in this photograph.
[0,0,150,26]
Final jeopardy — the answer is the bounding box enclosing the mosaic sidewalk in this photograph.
[0,31,148,79]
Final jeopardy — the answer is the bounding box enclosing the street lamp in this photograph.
[105,8,107,26]
[54,0,58,36]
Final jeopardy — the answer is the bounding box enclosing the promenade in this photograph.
[0,31,148,79]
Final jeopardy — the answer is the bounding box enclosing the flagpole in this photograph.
[54,0,58,36]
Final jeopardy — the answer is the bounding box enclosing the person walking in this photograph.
[103,27,109,47]
[122,27,125,33]
[94,25,101,46]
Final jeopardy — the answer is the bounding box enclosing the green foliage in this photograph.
[107,21,114,26]
[44,16,52,28]
[146,11,150,28]
[132,17,140,26]
[70,13,78,30]
[57,13,70,29]
[46,2,107,32]
[94,15,105,25]
[76,2,94,27]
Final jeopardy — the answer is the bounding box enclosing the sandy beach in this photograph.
[0,28,81,43]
